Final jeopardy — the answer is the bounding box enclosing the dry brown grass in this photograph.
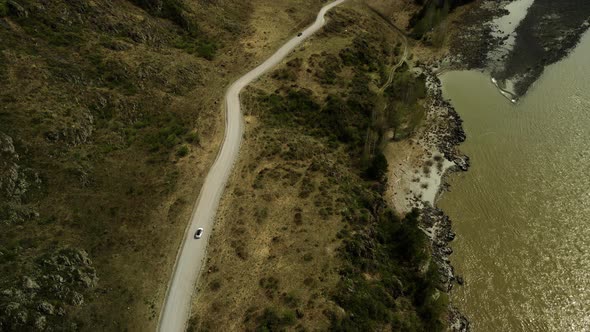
[190,1,409,330]
[0,0,326,330]
[191,123,347,330]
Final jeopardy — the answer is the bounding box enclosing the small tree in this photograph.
[365,152,388,182]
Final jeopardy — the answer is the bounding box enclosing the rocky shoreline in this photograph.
[384,61,471,330]
[422,2,590,330]
[419,69,470,332]
[409,2,521,330]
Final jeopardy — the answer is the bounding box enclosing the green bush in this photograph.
[0,1,9,17]
[255,308,296,332]
[316,54,342,84]
[339,36,381,72]
[196,41,217,60]
[176,145,189,157]
[173,37,218,60]
[364,152,388,181]
[332,194,445,331]
[185,132,200,144]
[141,113,189,152]
[272,68,297,81]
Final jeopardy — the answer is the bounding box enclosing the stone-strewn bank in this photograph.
[420,70,470,332]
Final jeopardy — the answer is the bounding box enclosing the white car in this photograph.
[194,228,204,239]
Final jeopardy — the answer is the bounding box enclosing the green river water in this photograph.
[439,32,590,331]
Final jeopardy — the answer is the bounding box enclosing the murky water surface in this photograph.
[488,0,535,68]
[439,31,590,332]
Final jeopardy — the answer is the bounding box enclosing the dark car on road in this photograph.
[194,228,204,239]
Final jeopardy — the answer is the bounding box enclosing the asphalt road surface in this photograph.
[157,1,348,331]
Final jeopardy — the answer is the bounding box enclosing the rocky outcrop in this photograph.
[0,131,41,225]
[424,71,471,172]
[0,132,21,199]
[415,69,471,331]
[43,110,95,147]
[0,248,97,331]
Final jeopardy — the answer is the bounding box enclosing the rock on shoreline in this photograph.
[385,63,470,330]
[421,69,470,332]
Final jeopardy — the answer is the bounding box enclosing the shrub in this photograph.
[272,68,297,81]
[282,292,300,308]
[255,308,296,332]
[364,152,388,182]
[196,41,217,61]
[259,276,279,291]
[185,132,200,144]
[293,211,303,225]
[339,35,381,72]
[0,1,8,17]
[315,54,342,84]
[176,145,189,157]
[173,38,218,60]
[142,113,188,152]
[209,279,221,291]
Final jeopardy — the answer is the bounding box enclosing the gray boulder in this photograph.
[38,301,55,315]
[23,277,40,290]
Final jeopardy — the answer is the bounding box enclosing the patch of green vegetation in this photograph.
[384,66,428,140]
[0,0,8,17]
[259,71,376,158]
[185,132,200,144]
[142,112,189,152]
[87,52,138,95]
[176,145,189,157]
[410,0,451,39]
[195,41,217,60]
[272,67,297,81]
[173,37,218,60]
[250,30,442,331]
[7,2,83,48]
[255,308,296,332]
[386,66,428,104]
[315,54,342,84]
[364,152,388,182]
[339,35,382,72]
[332,204,447,331]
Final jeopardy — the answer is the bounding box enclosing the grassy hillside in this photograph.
[0,0,322,330]
[190,2,448,331]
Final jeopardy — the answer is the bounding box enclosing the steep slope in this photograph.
[0,0,322,330]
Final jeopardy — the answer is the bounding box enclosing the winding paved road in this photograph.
[157,1,347,331]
